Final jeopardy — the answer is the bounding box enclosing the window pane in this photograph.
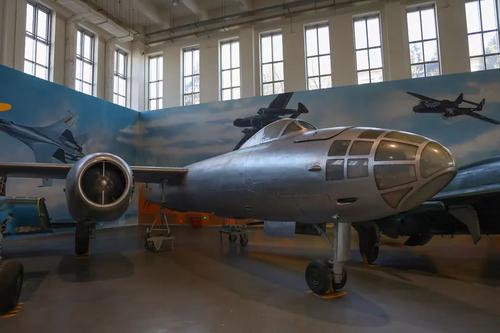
[261,36,272,63]
[320,76,332,88]
[193,93,200,104]
[232,69,240,87]
[35,65,48,79]
[222,88,231,101]
[75,59,83,80]
[158,99,163,109]
[84,35,92,60]
[411,64,425,78]
[150,58,157,81]
[273,62,284,81]
[468,34,484,56]
[306,28,318,56]
[158,82,163,98]
[485,54,500,69]
[150,99,157,110]
[356,50,369,70]
[193,49,200,74]
[369,48,382,68]
[184,76,192,93]
[357,70,370,84]
[465,1,481,33]
[262,83,273,95]
[119,78,126,96]
[222,70,231,88]
[319,55,331,75]
[26,4,34,34]
[37,10,48,40]
[354,19,367,49]
[36,41,48,66]
[307,57,319,76]
[370,69,383,83]
[83,62,92,82]
[407,11,422,42]
[157,58,163,80]
[409,42,424,64]
[24,61,34,75]
[231,41,239,67]
[184,95,192,105]
[262,63,272,82]
[193,75,200,93]
[318,26,330,54]
[221,43,231,70]
[347,159,369,178]
[274,81,284,93]
[367,17,381,47]
[25,37,35,61]
[272,34,283,61]
[149,82,157,99]
[184,51,192,76]
[82,83,92,95]
[484,31,500,54]
[232,87,240,99]
[481,0,498,31]
[423,40,438,62]
[308,77,320,90]
[425,62,440,76]
[326,159,344,181]
[421,8,436,39]
[76,31,82,56]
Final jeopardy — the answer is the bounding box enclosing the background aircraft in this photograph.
[232,92,309,149]
[354,156,500,264]
[407,91,499,125]
[0,115,456,295]
[0,112,84,164]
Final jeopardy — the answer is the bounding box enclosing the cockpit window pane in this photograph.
[347,159,369,178]
[420,142,454,178]
[298,120,317,130]
[349,141,373,155]
[282,121,302,136]
[328,140,350,156]
[262,121,285,141]
[375,140,418,161]
[374,165,417,190]
[326,159,344,181]
[384,131,426,144]
[359,129,385,139]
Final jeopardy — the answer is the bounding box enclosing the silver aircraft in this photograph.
[0,118,456,295]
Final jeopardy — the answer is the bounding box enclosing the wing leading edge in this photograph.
[0,162,188,184]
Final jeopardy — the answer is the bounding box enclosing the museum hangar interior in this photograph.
[0,0,499,332]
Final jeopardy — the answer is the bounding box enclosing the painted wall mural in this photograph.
[1,64,500,226]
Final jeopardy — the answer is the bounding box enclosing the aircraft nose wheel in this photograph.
[305,259,347,295]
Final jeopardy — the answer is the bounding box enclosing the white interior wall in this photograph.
[0,0,483,111]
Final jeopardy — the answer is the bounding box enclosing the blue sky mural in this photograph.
[1,64,499,223]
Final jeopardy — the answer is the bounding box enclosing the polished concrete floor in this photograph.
[0,225,499,333]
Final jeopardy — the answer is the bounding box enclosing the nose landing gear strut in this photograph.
[305,221,351,296]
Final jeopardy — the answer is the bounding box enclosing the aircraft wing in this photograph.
[406,91,439,102]
[433,183,500,201]
[0,162,188,183]
[463,111,500,125]
[268,92,293,109]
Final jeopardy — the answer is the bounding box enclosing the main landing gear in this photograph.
[75,222,94,256]
[354,223,380,265]
[305,221,351,296]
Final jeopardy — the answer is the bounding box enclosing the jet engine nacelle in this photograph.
[65,153,134,222]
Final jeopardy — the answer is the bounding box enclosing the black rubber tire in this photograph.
[332,267,347,290]
[75,223,90,256]
[0,260,24,314]
[305,260,332,296]
[239,233,248,247]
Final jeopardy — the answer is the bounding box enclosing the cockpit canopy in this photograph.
[240,118,317,149]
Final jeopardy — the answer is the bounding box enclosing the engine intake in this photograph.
[65,153,133,222]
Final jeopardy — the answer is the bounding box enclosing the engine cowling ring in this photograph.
[65,153,134,222]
